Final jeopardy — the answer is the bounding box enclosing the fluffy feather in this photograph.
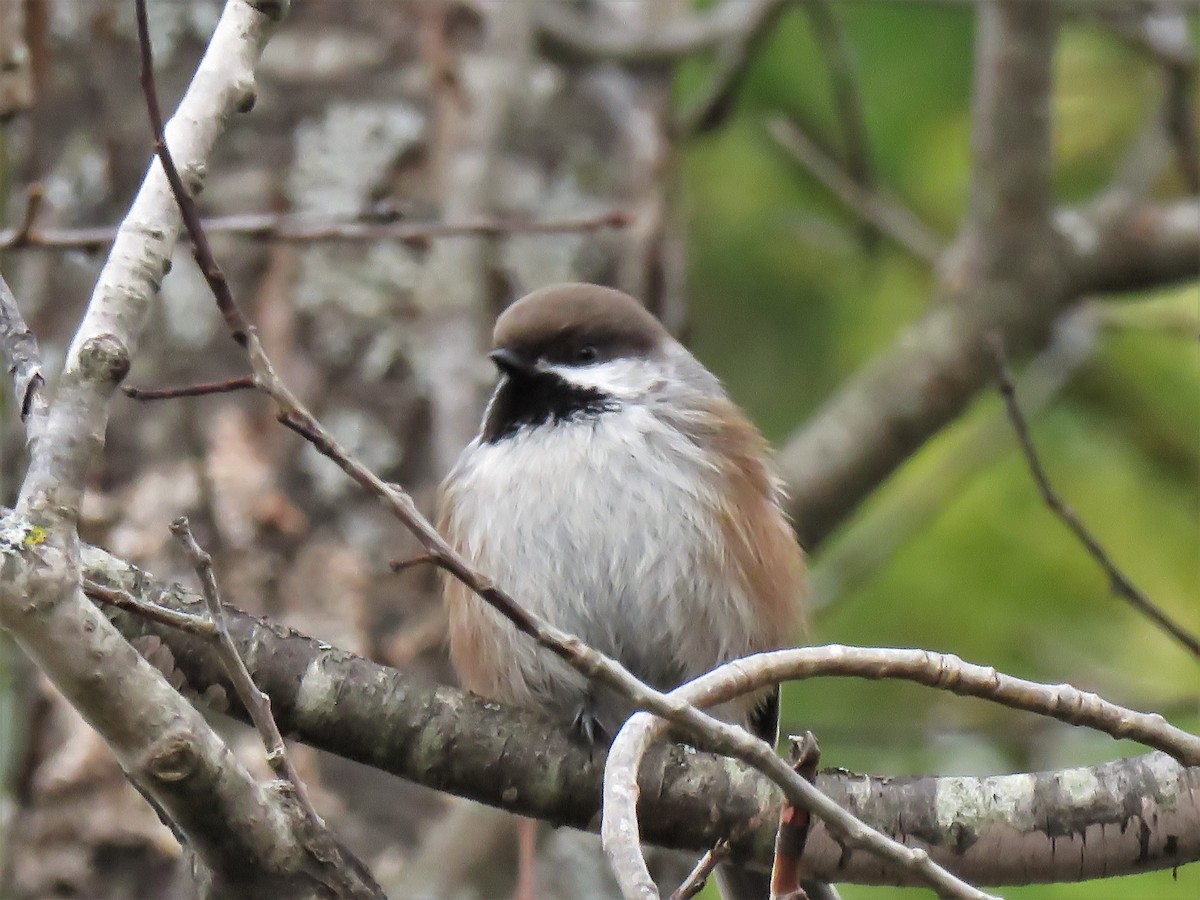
[440,337,803,737]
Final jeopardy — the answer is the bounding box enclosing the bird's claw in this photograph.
[572,706,607,746]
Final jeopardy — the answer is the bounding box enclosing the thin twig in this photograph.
[602,657,1000,900]
[804,0,877,249]
[536,0,769,65]
[990,336,1200,659]
[668,840,731,900]
[83,578,217,639]
[167,516,321,823]
[768,117,944,263]
[123,375,256,400]
[0,208,632,253]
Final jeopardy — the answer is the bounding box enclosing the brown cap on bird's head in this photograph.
[491,283,668,370]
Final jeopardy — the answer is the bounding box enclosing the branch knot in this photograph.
[143,729,201,783]
[77,333,131,385]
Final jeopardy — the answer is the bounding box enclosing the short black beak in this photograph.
[489,348,538,378]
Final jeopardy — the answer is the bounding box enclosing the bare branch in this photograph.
[768,117,945,263]
[756,649,1200,763]
[780,3,1069,548]
[601,665,1002,900]
[781,194,1195,549]
[990,337,1200,658]
[135,0,248,347]
[603,646,1200,896]
[0,208,631,253]
[79,534,1200,885]
[138,26,990,891]
[9,182,46,247]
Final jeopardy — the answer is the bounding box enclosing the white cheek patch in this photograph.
[545,357,664,398]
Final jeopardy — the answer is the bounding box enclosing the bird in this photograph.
[438,282,806,898]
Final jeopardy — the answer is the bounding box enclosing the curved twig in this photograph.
[602,645,1200,898]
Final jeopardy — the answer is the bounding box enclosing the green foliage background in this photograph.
[677,4,1198,898]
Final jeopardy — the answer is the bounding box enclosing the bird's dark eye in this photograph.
[575,345,598,364]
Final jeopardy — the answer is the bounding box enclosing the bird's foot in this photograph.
[571,705,608,747]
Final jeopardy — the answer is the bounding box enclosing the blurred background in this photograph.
[0,1,1196,898]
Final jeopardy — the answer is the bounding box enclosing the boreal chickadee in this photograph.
[440,281,804,735]
[438,283,806,895]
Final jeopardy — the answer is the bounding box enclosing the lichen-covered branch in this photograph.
[79,538,1200,887]
[0,2,379,896]
[0,270,48,441]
